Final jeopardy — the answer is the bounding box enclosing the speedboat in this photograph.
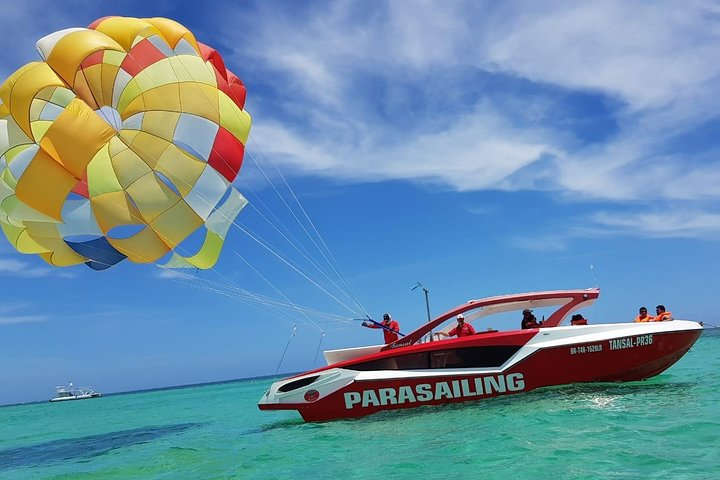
[258,288,703,422]
[50,383,102,402]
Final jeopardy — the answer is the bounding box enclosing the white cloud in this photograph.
[482,1,720,111]
[0,302,48,325]
[251,107,553,190]
[224,0,720,215]
[1,1,719,243]
[0,257,54,278]
[0,314,47,325]
[586,209,720,239]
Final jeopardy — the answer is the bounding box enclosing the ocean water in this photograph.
[1,329,719,480]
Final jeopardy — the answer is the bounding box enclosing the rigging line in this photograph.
[312,331,326,368]
[185,280,326,331]
[239,201,361,310]
[275,325,297,375]
[66,234,338,325]
[247,138,367,316]
[167,267,344,319]
[236,177,354,310]
[234,224,358,314]
[172,277,322,330]
[236,178,316,261]
[237,177,333,281]
[182,275,327,324]
[234,251,321,331]
[118,129,358,315]
[171,273,353,324]
[244,146,364,312]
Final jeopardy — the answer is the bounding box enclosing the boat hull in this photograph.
[259,322,702,422]
[50,393,102,402]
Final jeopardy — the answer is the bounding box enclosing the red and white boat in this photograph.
[258,288,702,422]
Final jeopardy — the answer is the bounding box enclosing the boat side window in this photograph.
[350,346,523,371]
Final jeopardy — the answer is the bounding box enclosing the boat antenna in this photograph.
[411,282,432,340]
[275,325,297,375]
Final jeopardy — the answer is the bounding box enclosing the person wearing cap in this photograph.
[362,313,401,343]
[652,305,674,322]
[570,314,588,326]
[436,314,477,339]
[633,307,652,323]
[521,308,542,329]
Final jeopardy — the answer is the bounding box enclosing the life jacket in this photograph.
[382,320,400,343]
[654,311,673,322]
[451,323,476,337]
[571,318,588,325]
[634,314,651,323]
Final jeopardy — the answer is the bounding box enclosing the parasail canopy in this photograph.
[0,16,251,270]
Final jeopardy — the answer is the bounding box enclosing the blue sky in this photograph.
[1,0,719,405]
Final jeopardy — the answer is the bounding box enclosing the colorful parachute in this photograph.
[0,16,251,270]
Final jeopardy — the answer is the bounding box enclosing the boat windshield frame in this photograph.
[382,288,600,351]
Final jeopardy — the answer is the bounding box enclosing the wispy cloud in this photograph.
[0,314,47,325]
[2,1,719,245]
[584,209,720,239]
[0,257,55,278]
[510,208,720,252]
[222,0,720,241]
[0,303,48,325]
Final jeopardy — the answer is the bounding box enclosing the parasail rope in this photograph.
[275,325,297,375]
[247,141,368,317]
[238,199,362,312]
[313,331,326,368]
[233,224,359,314]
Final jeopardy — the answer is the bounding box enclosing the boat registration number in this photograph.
[570,344,602,355]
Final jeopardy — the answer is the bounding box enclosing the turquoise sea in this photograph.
[2,329,719,480]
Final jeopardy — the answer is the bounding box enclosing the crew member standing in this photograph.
[363,313,401,343]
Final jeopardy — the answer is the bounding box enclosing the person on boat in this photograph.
[633,307,652,322]
[362,313,401,343]
[570,314,588,326]
[436,314,477,338]
[521,308,542,329]
[653,305,674,322]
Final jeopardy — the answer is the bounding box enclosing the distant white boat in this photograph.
[50,383,102,402]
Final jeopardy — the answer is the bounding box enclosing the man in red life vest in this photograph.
[362,313,401,343]
[633,307,652,322]
[653,305,674,322]
[437,314,477,338]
